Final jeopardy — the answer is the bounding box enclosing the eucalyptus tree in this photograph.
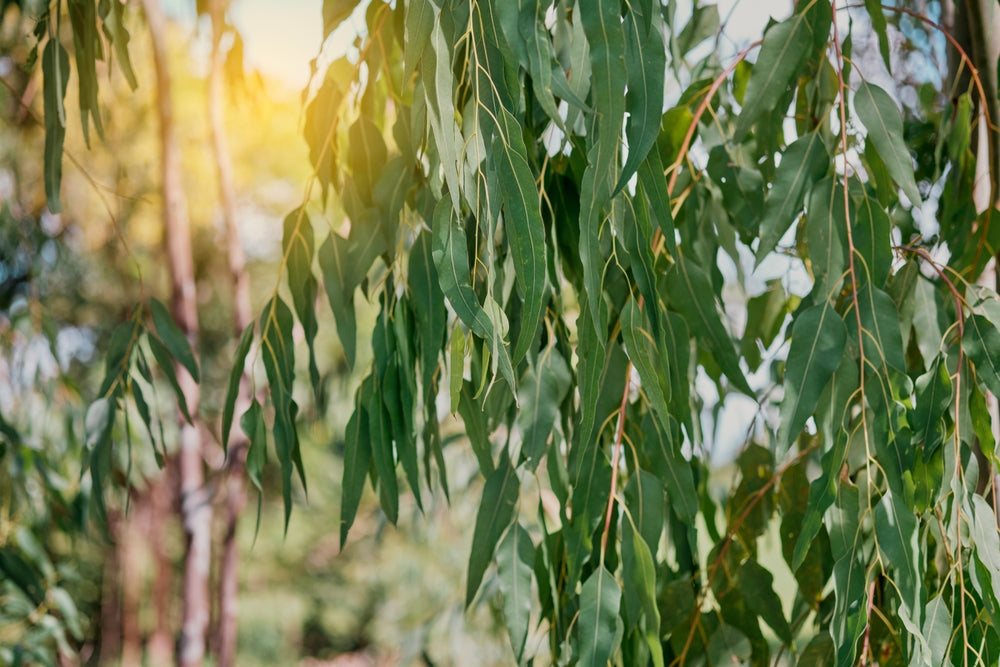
[15,0,1000,664]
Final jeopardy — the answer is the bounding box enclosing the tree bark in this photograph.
[140,0,212,664]
[206,1,253,665]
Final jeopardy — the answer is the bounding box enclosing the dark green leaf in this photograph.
[496,523,534,662]
[912,355,952,459]
[806,176,848,301]
[737,559,792,642]
[666,253,753,395]
[577,567,623,666]
[283,208,320,397]
[616,3,666,193]
[621,296,671,429]
[466,458,519,607]
[854,195,892,287]
[622,520,663,667]
[432,198,517,393]
[517,346,571,469]
[147,335,191,423]
[149,298,199,383]
[340,388,372,547]
[42,39,69,212]
[963,314,1000,398]
[734,12,815,141]
[778,301,847,453]
[756,132,829,262]
[221,323,254,452]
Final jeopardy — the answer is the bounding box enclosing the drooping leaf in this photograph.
[149,298,199,383]
[622,520,663,667]
[283,208,321,396]
[737,559,792,643]
[616,3,666,194]
[221,323,254,452]
[99,0,138,90]
[874,488,922,632]
[488,111,549,363]
[42,39,69,213]
[854,194,892,287]
[756,131,829,262]
[518,346,571,469]
[912,355,952,460]
[147,335,192,423]
[496,522,535,662]
[963,314,1000,398]
[340,384,372,547]
[577,567,623,666]
[666,253,753,395]
[806,176,848,301]
[466,457,520,607]
[854,81,921,206]
[733,11,815,141]
[621,296,671,430]
[259,296,303,530]
[778,301,847,453]
[432,198,517,393]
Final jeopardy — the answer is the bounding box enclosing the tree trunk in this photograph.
[206,1,253,665]
[140,0,212,664]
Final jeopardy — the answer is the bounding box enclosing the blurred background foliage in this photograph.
[0,1,512,663]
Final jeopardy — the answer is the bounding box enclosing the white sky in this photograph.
[225,0,795,89]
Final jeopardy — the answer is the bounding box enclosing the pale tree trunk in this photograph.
[206,0,253,664]
[140,0,212,664]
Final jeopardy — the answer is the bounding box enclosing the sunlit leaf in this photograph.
[42,39,69,212]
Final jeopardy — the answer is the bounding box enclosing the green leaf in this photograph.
[147,335,192,423]
[736,559,792,643]
[67,0,104,146]
[496,522,535,662]
[149,298,199,383]
[241,400,267,494]
[489,110,549,363]
[339,394,371,549]
[318,229,383,369]
[852,282,906,373]
[778,301,847,453]
[621,296,671,429]
[432,198,517,393]
[577,567,623,667]
[517,346,571,469]
[797,633,835,666]
[624,470,663,556]
[323,0,362,39]
[863,0,891,71]
[283,208,321,397]
[409,232,447,406]
[466,458,519,607]
[42,39,69,212]
[854,195,892,286]
[755,132,829,263]
[827,483,868,667]
[99,0,138,90]
[874,488,922,631]
[734,12,815,141]
[403,0,436,79]
[854,81,921,206]
[641,414,697,522]
[666,253,753,395]
[616,3,666,194]
[963,314,1000,398]
[912,355,952,460]
[622,520,663,667]
[806,176,848,301]
[260,296,303,530]
[49,587,81,640]
[221,323,254,453]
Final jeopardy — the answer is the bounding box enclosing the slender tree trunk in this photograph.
[141,0,212,663]
[147,470,176,665]
[206,1,253,664]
